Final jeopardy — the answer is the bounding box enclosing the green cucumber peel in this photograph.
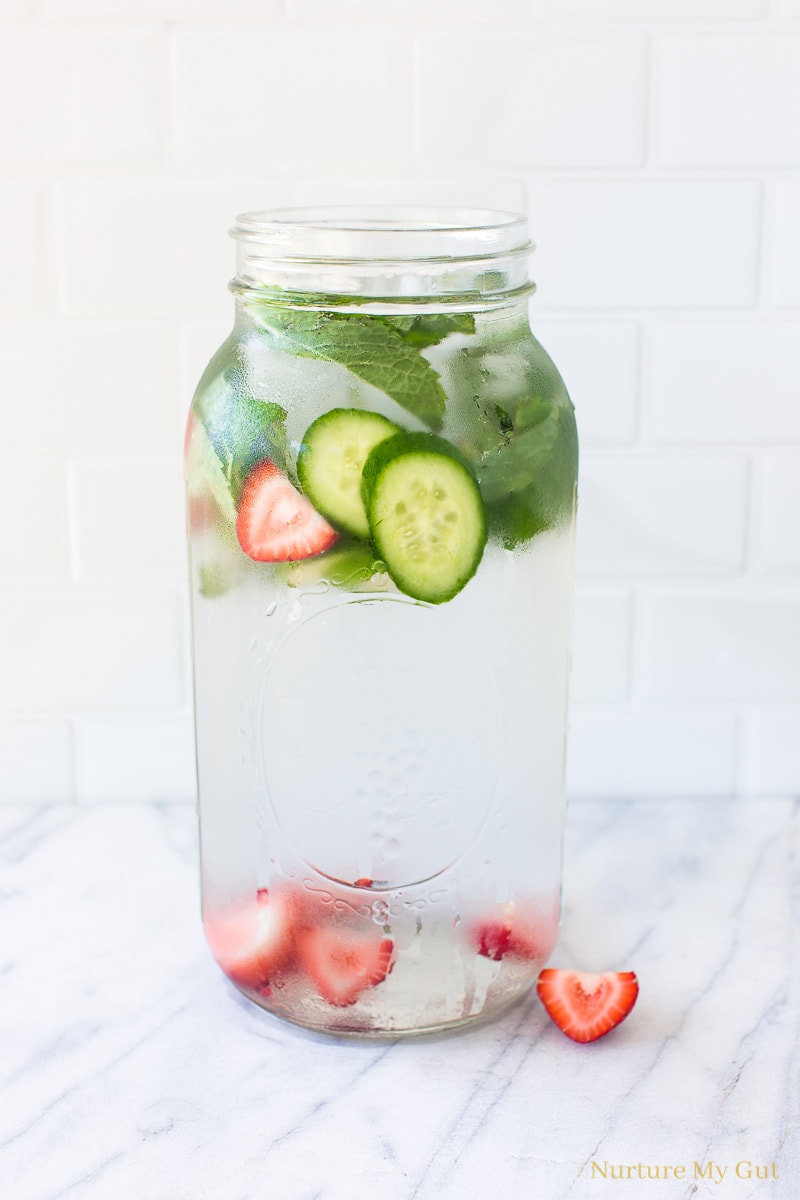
[361,429,478,503]
[361,430,487,604]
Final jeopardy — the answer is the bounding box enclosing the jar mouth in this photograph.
[230,205,535,308]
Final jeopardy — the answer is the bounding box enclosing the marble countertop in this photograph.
[1,798,797,1200]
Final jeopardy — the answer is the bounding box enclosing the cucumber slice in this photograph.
[362,432,487,604]
[297,408,400,538]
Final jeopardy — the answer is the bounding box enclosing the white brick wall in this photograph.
[0,183,48,315]
[647,322,800,444]
[534,180,762,308]
[0,32,163,169]
[0,592,187,711]
[655,34,800,167]
[768,181,800,306]
[173,30,415,175]
[416,34,648,169]
[575,455,749,576]
[1,1,799,802]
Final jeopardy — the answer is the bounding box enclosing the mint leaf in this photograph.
[445,331,578,548]
[476,403,562,503]
[253,307,447,430]
[196,378,290,501]
[379,312,476,350]
[191,420,238,525]
[482,405,578,548]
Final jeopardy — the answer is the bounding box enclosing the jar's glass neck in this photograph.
[229,205,535,312]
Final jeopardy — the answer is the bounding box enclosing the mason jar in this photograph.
[185,206,578,1036]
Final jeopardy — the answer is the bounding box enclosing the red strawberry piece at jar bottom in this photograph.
[295,926,395,1008]
[236,459,338,563]
[536,969,639,1043]
[204,888,294,991]
[473,901,547,962]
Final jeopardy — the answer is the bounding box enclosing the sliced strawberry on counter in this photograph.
[536,969,639,1044]
[236,459,338,563]
[295,925,395,1008]
[472,901,547,962]
[204,888,295,992]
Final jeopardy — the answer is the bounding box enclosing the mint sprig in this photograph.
[251,306,454,430]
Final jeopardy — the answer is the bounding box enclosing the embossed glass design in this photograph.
[185,207,578,1035]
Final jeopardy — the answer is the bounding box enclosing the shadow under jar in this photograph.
[185,206,578,1036]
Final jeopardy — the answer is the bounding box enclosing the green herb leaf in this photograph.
[476,403,562,503]
[446,333,578,548]
[196,377,290,501]
[482,405,578,548]
[379,312,476,350]
[189,419,238,525]
[253,307,447,430]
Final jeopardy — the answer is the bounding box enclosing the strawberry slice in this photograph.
[536,969,639,1043]
[236,459,337,562]
[295,925,395,1008]
[472,901,547,962]
[204,888,294,992]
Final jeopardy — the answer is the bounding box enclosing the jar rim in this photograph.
[230,205,534,307]
[231,205,532,260]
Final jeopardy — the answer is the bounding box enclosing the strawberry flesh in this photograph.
[473,901,546,962]
[536,969,639,1043]
[295,925,395,1008]
[236,459,337,563]
[204,888,294,992]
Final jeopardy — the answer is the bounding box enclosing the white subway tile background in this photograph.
[1,2,798,802]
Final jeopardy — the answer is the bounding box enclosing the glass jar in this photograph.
[185,206,578,1036]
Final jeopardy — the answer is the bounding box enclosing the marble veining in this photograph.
[1,798,797,1200]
